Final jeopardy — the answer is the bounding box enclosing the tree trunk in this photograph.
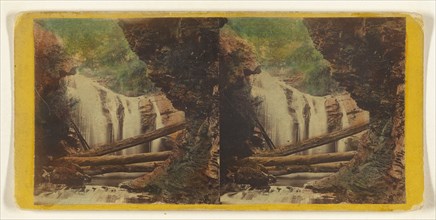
[255,123,369,157]
[244,151,357,166]
[266,161,349,176]
[56,151,172,166]
[253,117,276,150]
[69,119,90,150]
[82,162,163,176]
[72,121,186,157]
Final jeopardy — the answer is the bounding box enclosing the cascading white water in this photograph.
[119,98,143,154]
[150,96,164,152]
[280,84,307,144]
[251,72,330,154]
[336,101,350,152]
[65,74,112,147]
[304,95,329,154]
[281,82,330,154]
[65,74,144,154]
[251,72,294,147]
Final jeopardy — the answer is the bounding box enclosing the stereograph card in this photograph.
[13,12,424,211]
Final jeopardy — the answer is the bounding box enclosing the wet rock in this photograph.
[334,93,370,126]
[219,29,260,183]
[120,18,224,203]
[234,166,270,188]
[34,23,80,187]
[304,18,406,203]
[325,93,370,133]
[325,96,342,132]
[42,163,91,186]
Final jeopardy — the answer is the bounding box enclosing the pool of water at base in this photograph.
[220,173,341,204]
[34,172,157,205]
[89,172,145,187]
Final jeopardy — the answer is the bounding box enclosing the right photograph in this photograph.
[219,17,406,204]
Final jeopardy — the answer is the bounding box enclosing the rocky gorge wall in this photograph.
[219,28,260,181]
[119,18,226,203]
[304,18,406,203]
[34,23,80,184]
[138,93,184,136]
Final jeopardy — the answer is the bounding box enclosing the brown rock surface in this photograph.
[119,18,225,203]
[304,18,406,203]
[34,23,80,187]
[325,96,342,132]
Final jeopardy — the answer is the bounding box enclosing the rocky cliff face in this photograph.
[34,23,79,164]
[119,18,225,203]
[34,23,77,97]
[138,94,184,132]
[304,18,405,130]
[304,18,406,203]
[325,93,370,132]
[138,93,185,150]
[219,28,260,183]
[34,23,83,186]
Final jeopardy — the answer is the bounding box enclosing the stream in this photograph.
[220,173,339,204]
[35,74,166,205]
[36,73,349,205]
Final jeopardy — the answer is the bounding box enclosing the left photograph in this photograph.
[33,18,221,204]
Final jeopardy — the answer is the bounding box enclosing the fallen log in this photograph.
[244,151,357,167]
[55,151,172,166]
[72,121,186,157]
[255,123,369,157]
[82,162,163,176]
[266,161,349,176]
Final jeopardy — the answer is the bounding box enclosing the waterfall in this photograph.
[251,72,294,147]
[150,96,164,152]
[279,84,307,144]
[304,95,329,154]
[119,98,143,155]
[65,74,144,154]
[336,101,350,152]
[281,83,330,154]
[251,72,330,154]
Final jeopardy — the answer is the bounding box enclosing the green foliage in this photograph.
[226,18,335,95]
[39,19,155,95]
[302,66,329,96]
